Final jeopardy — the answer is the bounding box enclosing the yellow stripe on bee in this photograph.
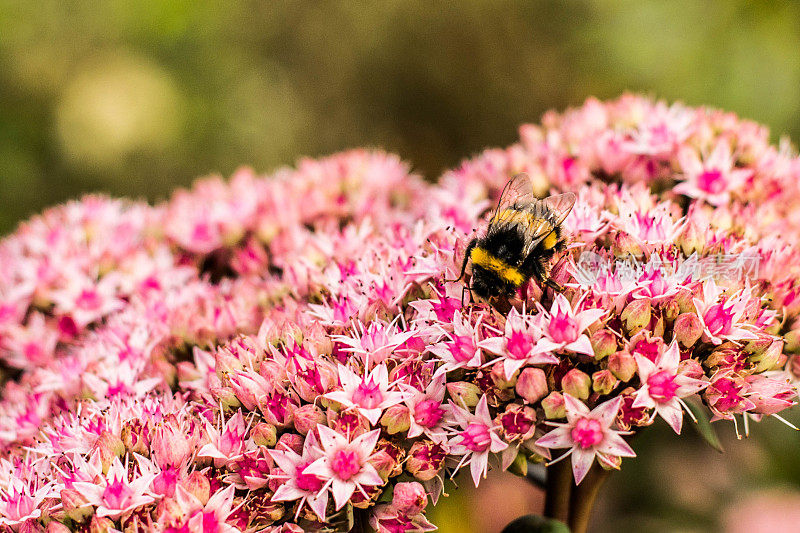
[542,230,558,250]
[470,247,526,286]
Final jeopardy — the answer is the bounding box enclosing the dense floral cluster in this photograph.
[1,95,799,531]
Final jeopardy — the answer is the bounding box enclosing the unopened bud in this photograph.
[677,221,706,256]
[608,350,637,382]
[664,299,681,322]
[562,369,591,400]
[19,521,44,533]
[750,339,783,373]
[152,420,193,468]
[277,432,304,455]
[180,471,211,505]
[380,405,411,435]
[446,381,481,408]
[621,300,651,334]
[599,454,622,471]
[92,431,125,472]
[590,329,617,360]
[392,482,428,515]
[293,405,326,436]
[592,370,618,395]
[251,422,278,447]
[60,489,92,522]
[516,368,549,403]
[678,358,704,380]
[613,231,643,258]
[491,361,517,389]
[674,313,703,347]
[89,516,115,533]
[45,523,72,533]
[542,392,566,419]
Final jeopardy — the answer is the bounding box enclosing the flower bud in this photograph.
[542,391,566,419]
[677,220,706,256]
[789,355,800,380]
[750,339,783,373]
[45,523,72,533]
[293,405,326,436]
[674,312,703,347]
[92,431,125,472]
[152,420,193,468]
[380,405,411,435]
[590,329,617,360]
[405,441,446,481]
[678,358,704,380]
[60,489,92,522]
[155,497,184,527]
[491,361,517,389]
[561,369,590,400]
[608,350,637,382]
[120,420,150,456]
[392,482,428,515]
[89,516,115,533]
[599,454,622,471]
[613,231,643,258]
[621,299,651,334]
[277,432,304,455]
[446,381,481,408]
[786,327,800,352]
[19,521,44,533]
[592,370,618,395]
[516,368,549,403]
[664,299,680,322]
[251,422,278,447]
[214,348,243,377]
[180,471,211,505]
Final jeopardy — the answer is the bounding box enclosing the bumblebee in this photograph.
[453,173,576,301]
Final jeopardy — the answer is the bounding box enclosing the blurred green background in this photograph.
[2,1,800,531]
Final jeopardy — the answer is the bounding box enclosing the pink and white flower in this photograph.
[535,294,605,356]
[304,425,384,511]
[446,395,508,487]
[633,340,709,433]
[479,308,558,380]
[268,431,329,521]
[536,395,636,484]
[675,140,753,206]
[325,363,405,426]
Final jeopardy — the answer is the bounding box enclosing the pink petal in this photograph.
[598,433,636,458]
[591,396,623,428]
[656,401,683,434]
[469,452,488,487]
[535,426,573,449]
[330,479,356,510]
[571,448,595,484]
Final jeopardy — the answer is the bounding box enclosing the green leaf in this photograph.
[501,515,571,533]
[684,397,725,453]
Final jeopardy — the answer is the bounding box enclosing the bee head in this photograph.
[470,265,515,300]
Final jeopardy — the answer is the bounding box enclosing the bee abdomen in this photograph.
[470,246,526,286]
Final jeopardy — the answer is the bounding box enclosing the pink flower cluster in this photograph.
[1,96,799,531]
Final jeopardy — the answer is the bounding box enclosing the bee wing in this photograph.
[490,173,537,224]
[520,192,577,256]
[540,192,577,228]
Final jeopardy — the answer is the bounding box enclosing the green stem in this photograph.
[568,465,610,533]
[543,461,572,524]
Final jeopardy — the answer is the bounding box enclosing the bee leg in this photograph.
[446,239,477,283]
[544,278,564,292]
